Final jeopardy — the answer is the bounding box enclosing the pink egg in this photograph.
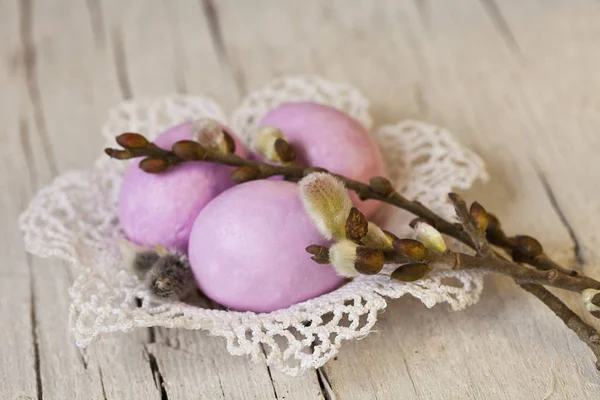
[188,180,344,313]
[119,121,248,252]
[258,102,385,217]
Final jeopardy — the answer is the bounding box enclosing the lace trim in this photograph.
[20,76,488,376]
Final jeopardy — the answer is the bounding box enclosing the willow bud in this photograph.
[355,247,385,275]
[139,157,170,173]
[104,148,132,160]
[392,239,429,261]
[469,202,489,231]
[221,131,236,154]
[145,250,196,301]
[252,125,294,163]
[362,222,393,249]
[273,138,296,163]
[369,176,394,196]
[172,140,206,161]
[345,207,368,243]
[116,133,150,149]
[329,241,385,277]
[191,118,235,154]
[305,245,331,264]
[391,263,432,282]
[299,172,353,240]
[329,240,360,277]
[514,235,543,258]
[413,221,447,253]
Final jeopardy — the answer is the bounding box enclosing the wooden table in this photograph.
[3,1,600,398]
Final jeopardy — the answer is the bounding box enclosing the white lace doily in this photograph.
[19,76,488,376]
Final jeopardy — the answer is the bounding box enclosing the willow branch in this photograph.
[106,133,600,367]
[485,213,578,276]
[447,193,493,256]
[429,251,600,292]
[105,137,600,295]
[379,247,599,292]
[446,191,600,367]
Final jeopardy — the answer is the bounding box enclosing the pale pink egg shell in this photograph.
[257,102,385,217]
[118,122,248,253]
[188,180,344,313]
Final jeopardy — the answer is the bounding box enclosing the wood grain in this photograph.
[2,0,600,398]
[99,0,324,398]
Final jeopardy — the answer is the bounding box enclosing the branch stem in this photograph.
[105,139,599,295]
[105,134,600,367]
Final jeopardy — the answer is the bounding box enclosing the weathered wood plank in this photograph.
[29,0,117,170]
[18,0,162,398]
[0,0,49,398]
[0,131,39,397]
[324,278,600,400]
[98,1,325,398]
[149,329,279,400]
[211,0,600,398]
[4,0,600,398]
[489,0,600,328]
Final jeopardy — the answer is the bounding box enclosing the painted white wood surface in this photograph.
[2,1,600,398]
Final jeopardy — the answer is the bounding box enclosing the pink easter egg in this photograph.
[258,102,385,217]
[119,121,248,252]
[188,180,344,313]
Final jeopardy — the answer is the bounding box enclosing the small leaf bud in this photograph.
[369,176,394,196]
[116,133,150,149]
[345,207,368,243]
[139,157,170,173]
[413,221,447,253]
[392,239,429,261]
[355,247,385,275]
[391,263,432,282]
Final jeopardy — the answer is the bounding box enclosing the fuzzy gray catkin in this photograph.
[144,252,196,301]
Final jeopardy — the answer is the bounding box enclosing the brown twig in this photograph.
[448,193,492,256]
[446,192,600,367]
[353,245,600,293]
[428,248,600,292]
[105,136,600,295]
[106,133,600,367]
[485,213,579,276]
